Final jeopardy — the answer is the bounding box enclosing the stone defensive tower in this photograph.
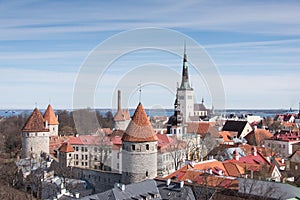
[121,103,158,184]
[21,108,50,158]
[43,104,59,136]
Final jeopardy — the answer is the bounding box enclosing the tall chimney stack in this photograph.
[118,90,121,111]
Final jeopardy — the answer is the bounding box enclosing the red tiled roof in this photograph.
[165,160,238,190]
[43,104,59,125]
[227,151,270,165]
[22,108,49,132]
[274,157,286,167]
[186,122,220,138]
[122,103,157,142]
[111,136,122,145]
[67,136,83,145]
[245,129,273,146]
[223,162,245,177]
[219,131,237,143]
[187,122,209,136]
[157,134,173,148]
[58,142,74,153]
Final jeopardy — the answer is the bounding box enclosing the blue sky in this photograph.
[1,0,300,110]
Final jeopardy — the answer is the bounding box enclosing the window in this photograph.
[117,163,119,169]
[81,147,84,152]
[146,171,148,177]
[117,153,120,159]
[81,162,84,166]
[75,154,78,159]
[69,153,72,157]
[75,161,78,165]
[132,145,135,151]
[85,147,88,152]
[85,155,88,160]
[85,162,88,166]
[82,155,84,160]
[146,144,149,150]
[75,147,79,151]
[283,145,285,149]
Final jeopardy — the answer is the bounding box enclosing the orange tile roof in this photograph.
[274,157,286,167]
[245,129,272,146]
[122,103,157,142]
[165,160,238,190]
[43,104,59,125]
[22,108,49,132]
[157,134,173,148]
[219,131,237,143]
[195,174,238,190]
[186,122,219,138]
[223,162,245,177]
[58,142,74,153]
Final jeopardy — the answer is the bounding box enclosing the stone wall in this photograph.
[122,141,157,184]
[72,167,121,193]
[22,131,50,158]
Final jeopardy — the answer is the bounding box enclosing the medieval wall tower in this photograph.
[43,104,59,136]
[121,103,158,184]
[21,108,50,158]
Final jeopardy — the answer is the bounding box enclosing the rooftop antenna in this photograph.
[138,81,142,103]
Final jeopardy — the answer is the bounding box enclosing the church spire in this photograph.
[179,43,192,90]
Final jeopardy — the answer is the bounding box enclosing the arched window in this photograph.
[146,144,149,150]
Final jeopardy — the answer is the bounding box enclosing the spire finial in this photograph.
[183,41,187,62]
[138,81,142,103]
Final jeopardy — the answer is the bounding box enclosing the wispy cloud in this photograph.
[1,0,300,41]
[1,1,300,108]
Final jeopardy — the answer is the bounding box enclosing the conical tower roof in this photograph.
[43,104,59,125]
[122,103,157,142]
[22,108,49,132]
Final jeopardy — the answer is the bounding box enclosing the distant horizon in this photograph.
[0,107,298,112]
